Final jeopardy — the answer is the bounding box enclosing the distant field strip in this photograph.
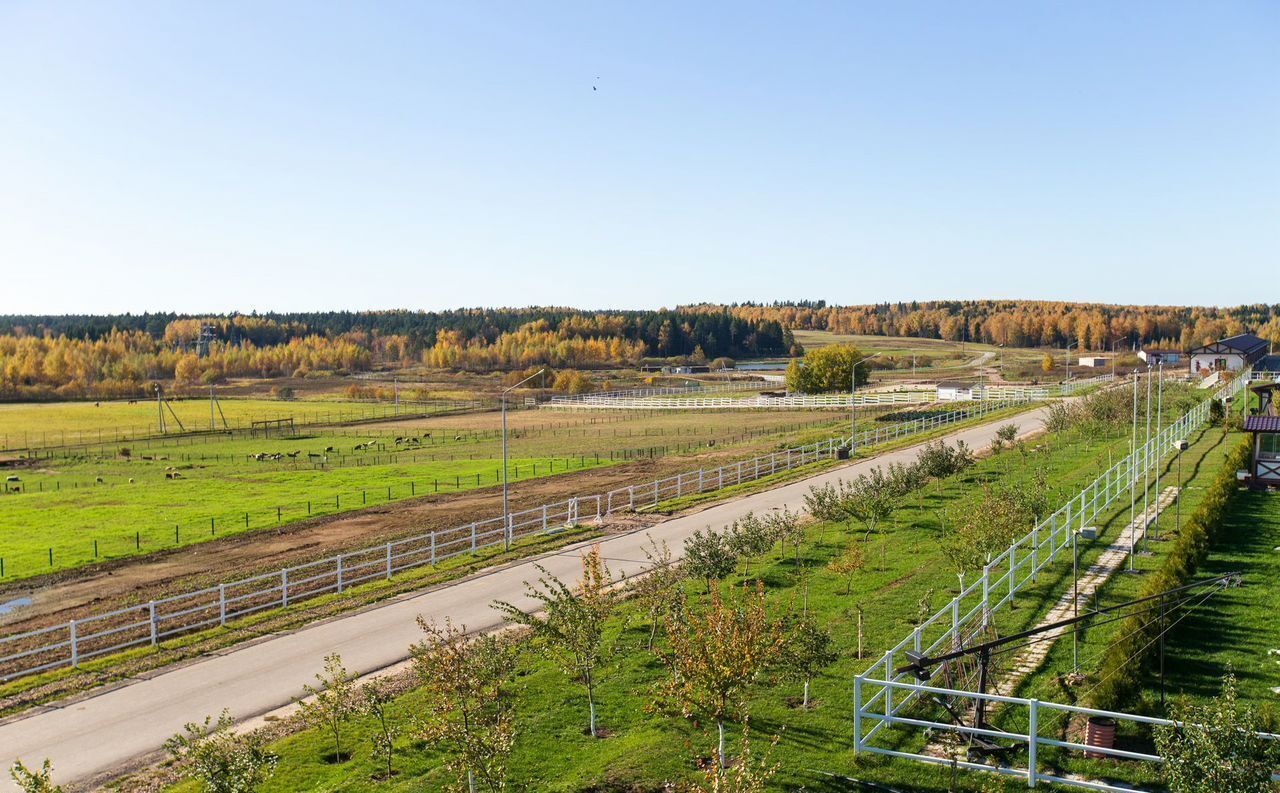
[547,390,936,410]
[0,397,1034,683]
[0,397,486,452]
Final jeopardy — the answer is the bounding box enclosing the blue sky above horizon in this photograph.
[1,1,1276,314]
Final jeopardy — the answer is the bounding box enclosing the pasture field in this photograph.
[2,407,910,581]
[0,397,473,451]
[154,418,1153,792]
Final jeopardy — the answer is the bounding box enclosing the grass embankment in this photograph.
[964,426,1249,788]
[150,423,1138,793]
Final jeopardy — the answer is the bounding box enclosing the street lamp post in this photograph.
[1172,439,1189,537]
[1129,368,1139,572]
[1065,341,1078,385]
[850,353,880,455]
[502,369,546,549]
[1142,364,1153,553]
[1152,361,1164,543]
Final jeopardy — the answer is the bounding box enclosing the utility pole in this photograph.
[850,354,879,454]
[155,383,166,435]
[1142,364,1152,554]
[502,369,545,549]
[1129,369,1138,571]
[1152,361,1164,542]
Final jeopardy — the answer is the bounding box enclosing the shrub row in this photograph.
[1091,432,1251,711]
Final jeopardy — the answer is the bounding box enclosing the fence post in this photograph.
[219,583,226,626]
[471,523,477,555]
[853,676,863,753]
[884,651,894,715]
[336,556,344,593]
[1009,546,1016,602]
[281,569,289,607]
[386,542,393,580]
[431,532,437,565]
[69,620,78,668]
[1027,698,1039,787]
[149,601,158,645]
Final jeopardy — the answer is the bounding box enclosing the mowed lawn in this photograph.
[157,423,1152,793]
[0,455,612,581]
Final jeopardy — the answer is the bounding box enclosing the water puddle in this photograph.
[0,597,33,616]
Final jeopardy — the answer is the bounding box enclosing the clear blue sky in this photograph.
[1,1,1276,314]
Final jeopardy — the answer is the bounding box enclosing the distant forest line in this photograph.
[1,302,1277,399]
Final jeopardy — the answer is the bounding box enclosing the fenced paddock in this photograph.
[0,396,1031,683]
[852,373,1277,790]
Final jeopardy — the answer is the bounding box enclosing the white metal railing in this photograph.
[1059,373,1117,394]
[0,398,1035,683]
[547,391,937,411]
[852,373,1255,788]
[546,381,759,405]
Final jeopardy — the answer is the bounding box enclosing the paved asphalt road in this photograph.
[0,405,1050,790]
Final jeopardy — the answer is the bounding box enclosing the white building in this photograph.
[1077,356,1108,368]
[936,380,978,401]
[1138,349,1182,365]
[1189,333,1268,374]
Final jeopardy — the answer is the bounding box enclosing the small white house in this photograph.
[1077,356,1108,368]
[1138,349,1182,365]
[1189,333,1268,374]
[936,381,977,401]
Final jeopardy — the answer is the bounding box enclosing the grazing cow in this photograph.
[128,478,135,484]
[324,446,336,453]
[94,402,100,408]
[707,440,716,448]
[4,475,19,483]
[307,452,322,460]
[394,437,404,445]
[95,476,104,484]
[166,471,182,480]
[287,450,300,458]
[454,435,463,442]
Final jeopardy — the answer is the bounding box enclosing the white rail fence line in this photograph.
[546,381,763,405]
[0,398,1034,683]
[852,373,1254,790]
[546,391,938,411]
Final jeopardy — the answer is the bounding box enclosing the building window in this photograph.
[1260,434,1280,460]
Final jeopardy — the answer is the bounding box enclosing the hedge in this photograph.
[1090,433,1252,711]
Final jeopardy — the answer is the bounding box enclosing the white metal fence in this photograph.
[546,381,761,405]
[546,391,937,411]
[0,398,1033,683]
[852,373,1258,789]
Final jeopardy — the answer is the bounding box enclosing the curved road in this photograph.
[0,404,1051,790]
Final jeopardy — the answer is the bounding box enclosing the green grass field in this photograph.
[153,419,1155,792]
[0,397,456,451]
[0,453,612,580]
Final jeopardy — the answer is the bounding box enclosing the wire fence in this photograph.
[0,398,489,453]
[0,397,1035,683]
[852,372,1257,789]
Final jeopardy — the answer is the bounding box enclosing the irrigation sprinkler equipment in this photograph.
[896,573,1240,760]
[502,369,546,550]
[850,353,880,456]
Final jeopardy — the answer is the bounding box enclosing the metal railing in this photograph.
[852,373,1254,789]
[546,381,761,405]
[546,391,937,411]
[0,397,1033,683]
